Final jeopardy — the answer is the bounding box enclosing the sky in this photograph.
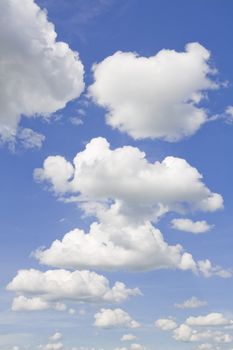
[1,1,233,350]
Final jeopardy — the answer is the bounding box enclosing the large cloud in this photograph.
[34,137,223,221]
[89,43,218,141]
[32,138,230,275]
[7,269,140,311]
[0,0,84,146]
[34,221,197,272]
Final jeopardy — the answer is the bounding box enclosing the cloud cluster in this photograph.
[156,312,233,346]
[0,0,84,146]
[89,43,218,141]
[7,269,140,311]
[31,138,230,277]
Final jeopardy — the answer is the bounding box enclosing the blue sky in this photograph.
[1,1,233,350]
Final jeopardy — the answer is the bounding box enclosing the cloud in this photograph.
[33,138,230,276]
[89,43,218,141]
[175,297,207,309]
[121,334,137,342]
[171,218,213,234]
[7,269,140,311]
[173,324,232,343]
[186,313,233,327]
[197,260,232,278]
[155,318,177,331]
[94,308,140,329]
[0,0,84,147]
[50,333,62,342]
[40,343,63,350]
[34,222,198,272]
[130,344,146,350]
[34,137,223,218]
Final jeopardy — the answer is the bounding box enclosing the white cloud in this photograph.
[43,343,63,350]
[94,308,140,329]
[33,138,229,276]
[155,318,177,331]
[34,137,223,218]
[34,222,198,273]
[7,269,140,311]
[121,334,137,342]
[171,218,213,234]
[173,324,232,343]
[50,333,62,342]
[186,313,233,327]
[197,260,232,278]
[11,295,50,311]
[175,297,207,309]
[0,0,84,146]
[130,344,145,350]
[89,43,218,141]
[17,128,45,149]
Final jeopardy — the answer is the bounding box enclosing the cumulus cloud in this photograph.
[34,137,223,218]
[130,344,146,350]
[33,138,229,276]
[121,334,137,342]
[89,43,218,141]
[186,313,233,327]
[40,343,63,350]
[94,308,140,329]
[34,222,198,272]
[197,260,232,278]
[50,333,62,342]
[171,218,213,234]
[0,0,84,147]
[173,324,232,343]
[155,318,177,331]
[7,269,140,311]
[175,296,207,309]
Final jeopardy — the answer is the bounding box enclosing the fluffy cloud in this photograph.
[173,324,232,343]
[0,0,84,146]
[50,333,62,342]
[33,138,229,276]
[7,269,140,311]
[89,43,218,141]
[197,260,232,278]
[186,313,233,327]
[94,308,140,329]
[175,297,207,309]
[40,343,63,350]
[171,218,213,234]
[130,344,146,350]
[155,318,177,331]
[34,137,223,219]
[121,334,137,341]
[34,222,197,272]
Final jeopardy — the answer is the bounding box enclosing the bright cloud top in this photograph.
[7,269,140,311]
[34,137,223,220]
[156,312,233,346]
[94,308,140,329]
[171,218,213,234]
[0,0,84,146]
[89,43,218,141]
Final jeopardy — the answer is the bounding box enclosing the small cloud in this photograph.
[175,297,207,309]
